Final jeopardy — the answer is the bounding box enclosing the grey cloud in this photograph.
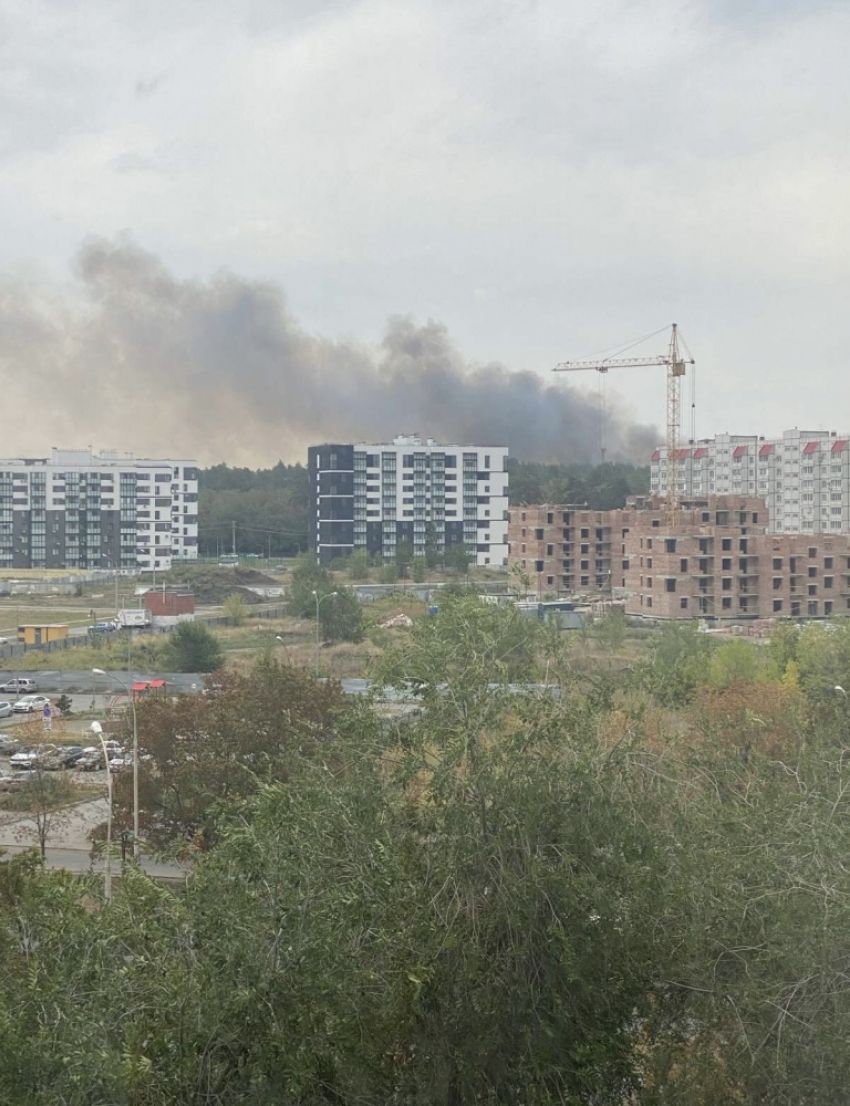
[0,238,656,465]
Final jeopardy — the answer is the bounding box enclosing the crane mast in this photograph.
[553,323,693,518]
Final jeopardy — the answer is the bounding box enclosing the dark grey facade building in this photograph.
[308,435,509,567]
[0,449,199,571]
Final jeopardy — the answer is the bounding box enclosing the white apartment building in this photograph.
[651,429,850,533]
[0,449,199,571]
[308,435,509,567]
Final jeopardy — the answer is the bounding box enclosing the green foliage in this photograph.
[164,621,225,673]
[380,562,399,584]
[507,458,649,509]
[11,603,850,1104]
[55,693,73,715]
[222,591,249,626]
[445,541,471,573]
[198,461,309,558]
[287,552,334,618]
[795,621,850,703]
[110,659,344,850]
[704,638,779,688]
[635,621,716,704]
[319,587,364,644]
[594,607,626,653]
[348,548,371,581]
[395,539,414,576]
[411,554,427,583]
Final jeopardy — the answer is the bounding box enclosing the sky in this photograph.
[1,0,848,465]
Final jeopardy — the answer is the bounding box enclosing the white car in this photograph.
[9,748,47,769]
[0,701,13,718]
[13,695,51,713]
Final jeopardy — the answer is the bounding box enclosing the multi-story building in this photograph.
[308,435,509,567]
[509,494,850,620]
[507,505,626,594]
[0,449,198,571]
[651,429,850,534]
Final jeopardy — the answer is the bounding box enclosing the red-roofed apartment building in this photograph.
[650,429,850,536]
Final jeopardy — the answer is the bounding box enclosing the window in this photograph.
[665,539,677,553]
[773,599,783,612]
[808,547,817,557]
[665,579,676,593]
[722,578,732,591]
[546,575,553,586]
[722,596,731,609]
[680,558,688,573]
[808,566,817,578]
[825,576,834,589]
[773,577,782,590]
[535,560,544,572]
[680,597,688,609]
[647,557,653,568]
[722,538,731,551]
[546,512,553,524]
[773,557,782,570]
[546,544,553,556]
[825,556,834,569]
[646,596,652,608]
[535,529,544,540]
[722,558,731,570]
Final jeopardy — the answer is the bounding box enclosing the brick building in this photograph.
[507,504,626,594]
[508,495,850,621]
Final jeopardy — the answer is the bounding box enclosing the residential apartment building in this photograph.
[509,494,850,621]
[0,449,199,571]
[651,429,850,534]
[308,435,509,567]
[507,505,625,594]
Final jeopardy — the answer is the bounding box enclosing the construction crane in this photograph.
[552,323,695,517]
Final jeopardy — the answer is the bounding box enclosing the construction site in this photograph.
[508,325,850,622]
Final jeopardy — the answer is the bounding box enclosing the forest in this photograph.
[2,598,850,1104]
[197,460,651,558]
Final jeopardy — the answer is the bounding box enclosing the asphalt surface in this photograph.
[0,798,186,880]
[0,671,204,694]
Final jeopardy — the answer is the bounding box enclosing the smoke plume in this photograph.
[2,237,658,465]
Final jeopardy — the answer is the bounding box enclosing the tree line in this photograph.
[3,603,850,1102]
[196,461,650,558]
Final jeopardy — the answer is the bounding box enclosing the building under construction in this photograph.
[508,495,850,621]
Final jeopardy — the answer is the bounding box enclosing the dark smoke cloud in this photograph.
[1,237,657,465]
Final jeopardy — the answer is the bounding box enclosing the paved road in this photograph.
[0,844,187,879]
[0,671,204,694]
[0,797,187,880]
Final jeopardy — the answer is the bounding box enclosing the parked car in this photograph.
[0,771,24,790]
[0,678,37,694]
[0,734,20,754]
[89,621,118,635]
[10,745,56,769]
[77,750,104,771]
[0,701,13,719]
[57,746,85,768]
[13,695,51,713]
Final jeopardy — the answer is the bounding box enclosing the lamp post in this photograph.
[92,668,139,861]
[311,590,337,678]
[90,721,112,902]
[275,634,292,662]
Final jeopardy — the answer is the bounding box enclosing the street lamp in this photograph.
[836,686,847,697]
[92,668,139,861]
[311,590,337,678]
[274,634,292,662]
[90,721,112,903]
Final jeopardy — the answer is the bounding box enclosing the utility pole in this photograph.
[232,520,237,557]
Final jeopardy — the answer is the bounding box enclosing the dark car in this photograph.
[58,746,85,768]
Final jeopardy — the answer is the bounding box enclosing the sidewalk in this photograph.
[0,797,187,880]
